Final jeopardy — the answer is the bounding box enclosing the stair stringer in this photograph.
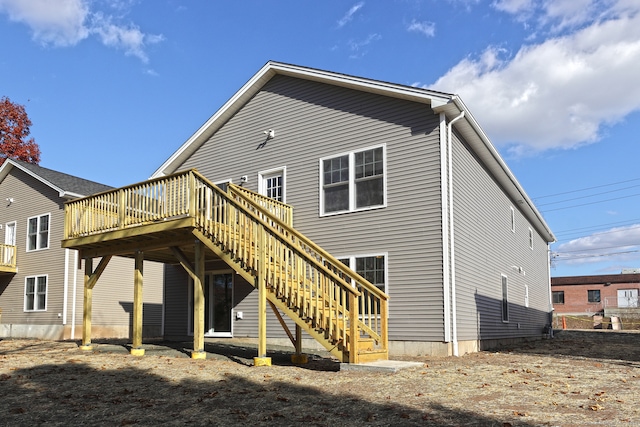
[192,228,349,362]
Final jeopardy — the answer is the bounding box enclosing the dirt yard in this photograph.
[1,330,639,426]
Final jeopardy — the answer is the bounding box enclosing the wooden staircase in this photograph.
[63,170,388,363]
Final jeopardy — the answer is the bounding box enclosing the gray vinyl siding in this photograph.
[0,168,66,325]
[175,75,446,342]
[450,130,551,341]
[0,167,164,338]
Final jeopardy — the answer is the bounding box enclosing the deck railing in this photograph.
[63,169,388,362]
[0,244,16,269]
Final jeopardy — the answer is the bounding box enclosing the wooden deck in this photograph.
[0,244,17,274]
[62,169,388,364]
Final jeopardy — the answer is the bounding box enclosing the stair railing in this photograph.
[63,169,388,361]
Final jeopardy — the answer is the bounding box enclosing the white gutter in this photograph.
[439,113,451,343]
[447,110,465,357]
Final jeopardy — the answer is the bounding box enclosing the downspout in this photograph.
[71,250,78,340]
[547,243,554,338]
[448,110,465,356]
[439,112,451,343]
[63,249,69,327]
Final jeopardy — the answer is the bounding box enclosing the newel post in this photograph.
[348,291,358,364]
[118,188,126,229]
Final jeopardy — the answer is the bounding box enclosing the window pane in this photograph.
[552,291,565,304]
[37,276,47,292]
[26,294,34,310]
[355,176,383,208]
[39,215,49,232]
[324,183,349,213]
[28,218,37,234]
[588,290,601,303]
[26,277,35,293]
[37,294,46,310]
[355,148,383,179]
[502,276,509,322]
[323,156,349,185]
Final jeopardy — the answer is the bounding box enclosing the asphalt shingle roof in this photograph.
[11,159,113,197]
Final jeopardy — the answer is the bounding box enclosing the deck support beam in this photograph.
[254,227,271,366]
[80,256,112,351]
[131,251,145,356]
[192,240,206,359]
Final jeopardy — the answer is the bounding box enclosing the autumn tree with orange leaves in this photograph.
[0,96,41,165]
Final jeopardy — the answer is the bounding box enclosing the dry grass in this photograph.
[1,330,639,426]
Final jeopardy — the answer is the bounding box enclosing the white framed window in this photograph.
[524,284,529,308]
[510,206,515,233]
[501,274,509,322]
[528,227,534,250]
[320,145,386,215]
[336,253,387,295]
[258,167,286,202]
[25,275,47,311]
[27,213,50,251]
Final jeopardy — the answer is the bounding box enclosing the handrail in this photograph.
[63,169,388,360]
[0,244,16,268]
[227,183,293,227]
[225,180,388,302]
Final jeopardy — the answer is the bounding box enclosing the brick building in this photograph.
[551,273,640,315]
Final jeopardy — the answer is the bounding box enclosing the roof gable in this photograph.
[0,159,113,199]
[150,61,554,243]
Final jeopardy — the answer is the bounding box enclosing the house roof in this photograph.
[0,158,113,199]
[151,60,555,243]
[551,273,640,286]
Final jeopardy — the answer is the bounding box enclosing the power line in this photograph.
[553,218,640,235]
[553,249,640,261]
[536,184,640,207]
[554,223,640,242]
[540,192,640,213]
[533,177,640,200]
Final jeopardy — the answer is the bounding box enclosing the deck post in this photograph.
[291,324,308,364]
[192,240,206,359]
[254,225,271,366]
[131,251,145,356]
[80,258,93,351]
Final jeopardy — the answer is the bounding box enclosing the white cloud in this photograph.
[554,224,640,266]
[348,33,382,58]
[0,0,89,46]
[0,0,162,62]
[337,1,364,28]
[407,20,436,37]
[492,0,535,15]
[429,2,640,154]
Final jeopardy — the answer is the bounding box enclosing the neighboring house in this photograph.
[0,159,163,340]
[145,61,555,357]
[551,273,640,315]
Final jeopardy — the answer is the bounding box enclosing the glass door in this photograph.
[190,271,233,337]
[205,272,233,336]
[4,221,16,264]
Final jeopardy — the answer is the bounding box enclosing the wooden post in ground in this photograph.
[291,324,308,364]
[254,226,271,366]
[192,240,206,359]
[80,258,94,351]
[79,256,112,351]
[131,251,145,356]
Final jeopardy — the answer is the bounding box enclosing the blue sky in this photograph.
[1,0,639,278]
